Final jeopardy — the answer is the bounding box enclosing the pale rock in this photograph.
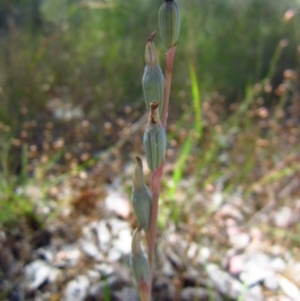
[24,260,53,290]
[94,263,114,277]
[240,252,272,286]
[242,285,264,301]
[64,275,89,301]
[162,260,175,277]
[187,242,199,260]
[199,247,211,260]
[227,225,250,249]
[273,206,294,228]
[279,276,300,300]
[108,248,122,262]
[270,257,286,273]
[286,262,300,285]
[79,239,100,258]
[112,228,131,255]
[240,265,271,286]
[35,248,54,262]
[53,245,81,267]
[264,272,279,291]
[95,220,111,252]
[108,218,131,235]
[105,191,131,218]
[207,263,243,299]
[86,269,101,283]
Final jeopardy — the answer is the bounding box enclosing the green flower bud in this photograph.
[158,0,180,49]
[144,32,158,66]
[142,33,165,113]
[131,228,151,301]
[143,101,166,171]
[131,157,152,231]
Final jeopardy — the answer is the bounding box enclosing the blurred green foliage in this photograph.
[0,0,299,127]
[0,0,300,225]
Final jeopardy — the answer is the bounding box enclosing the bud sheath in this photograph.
[143,101,166,171]
[131,157,152,231]
[158,0,180,49]
[131,228,151,301]
[142,33,165,113]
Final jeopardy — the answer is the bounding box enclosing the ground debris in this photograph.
[2,178,300,301]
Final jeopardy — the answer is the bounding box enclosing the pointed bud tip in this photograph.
[135,156,142,165]
[133,156,146,190]
[145,36,158,65]
[131,227,151,290]
[131,227,142,255]
[147,31,157,42]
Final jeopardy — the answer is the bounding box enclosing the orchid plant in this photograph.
[130,1,180,300]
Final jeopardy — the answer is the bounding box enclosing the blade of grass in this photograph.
[168,136,193,223]
[166,63,202,223]
[188,62,202,136]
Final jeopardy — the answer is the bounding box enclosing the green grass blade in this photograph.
[188,62,202,137]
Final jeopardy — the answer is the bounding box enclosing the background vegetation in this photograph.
[0,0,300,228]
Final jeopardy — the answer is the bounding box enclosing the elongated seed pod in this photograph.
[158,0,180,49]
[142,33,165,113]
[131,157,152,231]
[143,101,166,171]
[131,228,151,301]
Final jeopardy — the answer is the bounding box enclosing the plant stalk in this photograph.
[162,45,177,128]
[148,44,177,276]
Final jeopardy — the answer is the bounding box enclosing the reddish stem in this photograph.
[148,164,163,271]
[148,45,177,276]
[161,45,177,129]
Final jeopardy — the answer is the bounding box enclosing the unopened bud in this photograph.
[131,228,151,301]
[131,157,152,231]
[143,33,165,113]
[145,32,158,66]
[158,0,180,49]
[143,101,166,171]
